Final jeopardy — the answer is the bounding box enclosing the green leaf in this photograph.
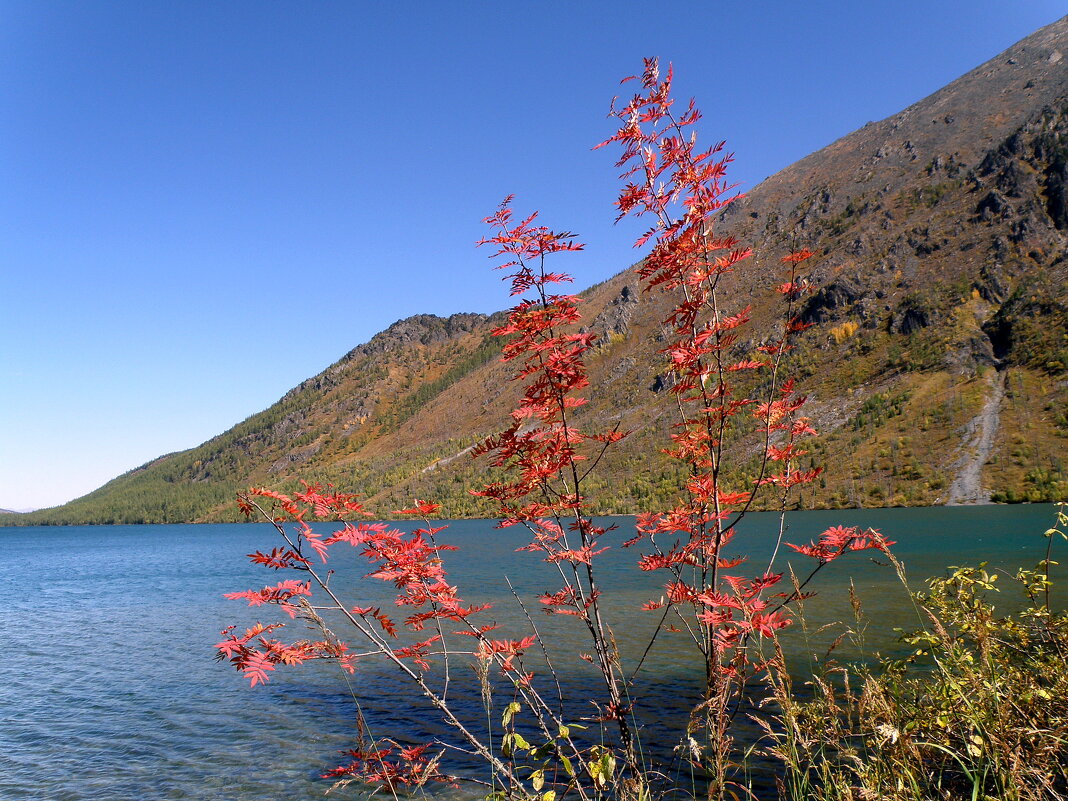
[531,769,545,791]
[601,751,616,776]
[586,746,615,788]
[502,701,521,727]
[561,755,574,778]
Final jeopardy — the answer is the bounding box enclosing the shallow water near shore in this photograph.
[1,504,1060,800]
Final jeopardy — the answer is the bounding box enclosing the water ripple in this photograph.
[0,508,1057,799]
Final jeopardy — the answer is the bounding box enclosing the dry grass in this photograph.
[760,505,1068,800]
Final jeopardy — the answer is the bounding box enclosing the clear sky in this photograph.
[2,1,1065,511]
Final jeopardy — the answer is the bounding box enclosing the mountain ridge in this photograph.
[7,17,1067,525]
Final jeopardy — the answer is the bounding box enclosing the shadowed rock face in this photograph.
[10,17,1068,525]
[1046,162,1068,229]
[800,279,865,325]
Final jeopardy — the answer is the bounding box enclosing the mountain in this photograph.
[8,18,1068,525]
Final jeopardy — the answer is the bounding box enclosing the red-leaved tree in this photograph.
[593,59,893,794]
[218,59,893,801]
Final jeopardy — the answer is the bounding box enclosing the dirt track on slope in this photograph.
[946,370,1006,504]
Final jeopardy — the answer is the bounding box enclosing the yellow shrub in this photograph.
[830,320,860,344]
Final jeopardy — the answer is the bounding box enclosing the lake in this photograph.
[1,505,1061,800]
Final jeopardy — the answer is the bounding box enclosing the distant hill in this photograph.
[8,17,1067,526]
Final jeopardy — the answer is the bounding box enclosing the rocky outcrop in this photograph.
[799,278,866,324]
[889,296,932,335]
[365,313,488,352]
[591,284,639,339]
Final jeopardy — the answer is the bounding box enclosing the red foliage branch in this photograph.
[597,59,894,790]
[471,196,641,773]
[217,59,898,801]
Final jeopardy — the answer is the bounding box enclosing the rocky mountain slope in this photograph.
[9,17,1067,525]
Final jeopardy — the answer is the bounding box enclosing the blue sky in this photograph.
[2,1,1065,511]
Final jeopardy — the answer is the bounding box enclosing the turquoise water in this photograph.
[0,505,1060,800]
